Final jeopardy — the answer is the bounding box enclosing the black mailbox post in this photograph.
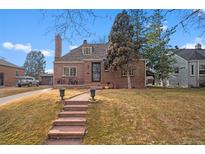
[90,88,96,100]
[59,88,65,100]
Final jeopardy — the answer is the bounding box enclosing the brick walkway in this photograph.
[44,92,90,145]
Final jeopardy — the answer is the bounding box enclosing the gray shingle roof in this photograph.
[0,58,24,69]
[174,49,205,60]
[60,43,108,61]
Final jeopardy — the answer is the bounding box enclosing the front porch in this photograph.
[55,77,83,85]
[53,77,111,89]
[54,84,89,89]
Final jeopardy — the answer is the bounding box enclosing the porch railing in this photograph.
[55,77,83,85]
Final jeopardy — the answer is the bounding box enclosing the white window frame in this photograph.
[121,66,135,77]
[82,47,92,55]
[190,64,195,76]
[199,64,205,75]
[63,66,77,77]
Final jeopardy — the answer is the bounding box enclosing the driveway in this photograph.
[0,88,52,106]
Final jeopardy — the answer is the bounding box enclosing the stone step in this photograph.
[63,105,88,111]
[44,138,83,145]
[64,101,89,105]
[58,111,87,117]
[54,117,86,126]
[48,125,85,139]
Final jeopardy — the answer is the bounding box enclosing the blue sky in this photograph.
[0,9,204,73]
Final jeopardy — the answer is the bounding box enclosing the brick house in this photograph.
[53,35,146,88]
[0,58,25,86]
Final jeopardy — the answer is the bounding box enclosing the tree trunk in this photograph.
[127,68,132,89]
[162,79,166,87]
[114,71,117,89]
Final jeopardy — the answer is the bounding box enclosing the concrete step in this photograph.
[63,105,88,111]
[54,117,86,126]
[64,101,89,105]
[48,125,85,139]
[58,111,87,117]
[45,138,83,145]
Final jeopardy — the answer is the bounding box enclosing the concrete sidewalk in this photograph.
[68,92,90,101]
[0,88,51,106]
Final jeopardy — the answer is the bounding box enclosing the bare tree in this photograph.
[41,10,105,42]
[41,9,205,41]
[91,35,108,44]
[165,9,205,35]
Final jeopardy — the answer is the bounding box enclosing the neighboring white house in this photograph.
[168,43,205,87]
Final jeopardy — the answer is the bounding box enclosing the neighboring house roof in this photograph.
[0,58,24,69]
[174,49,205,60]
[60,43,108,61]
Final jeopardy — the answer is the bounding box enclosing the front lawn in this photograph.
[0,86,50,98]
[84,88,205,144]
[0,89,86,144]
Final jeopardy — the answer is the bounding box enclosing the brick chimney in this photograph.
[195,43,202,50]
[55,34,62,60]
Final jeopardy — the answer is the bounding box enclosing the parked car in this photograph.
[17,76,39,87]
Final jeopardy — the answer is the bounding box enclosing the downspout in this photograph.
[144,59,146,87]
[197,60,199,87]
[187,61,190,88]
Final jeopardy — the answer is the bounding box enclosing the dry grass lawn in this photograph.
[84,88,205,144]
[0,89,86,144]
[0,86,49,98]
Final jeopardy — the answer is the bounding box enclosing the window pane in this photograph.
[200,65,205,70]
[64,67,69,76]
[87,48,90,53]
[199,70,205,74]
[87,48,90,55]
[129,66,134,76]
[121,66,134,76]
[174,67,179,74]
[70,67,76,77]
[199,65,205,74]
[191,65,194,75]
[16,70,19,76]
[83,47,91,55]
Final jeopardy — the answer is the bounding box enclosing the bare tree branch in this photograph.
[40,10,107,43]
[165,9,205,36]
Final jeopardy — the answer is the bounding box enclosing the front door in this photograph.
[92,62,101,82]
[0,73,4,86]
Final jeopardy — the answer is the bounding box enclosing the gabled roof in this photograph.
[174,49,205,60]
[0,58,24,69]
[60,43,108,61]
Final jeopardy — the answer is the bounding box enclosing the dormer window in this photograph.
[82,47,92,55]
